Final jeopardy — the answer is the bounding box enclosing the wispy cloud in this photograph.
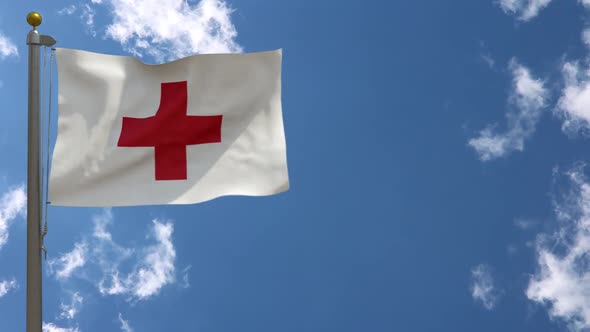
[469,59,548,161]
[50,210,178,301]
[497,0,553,21]
[0,185,27,251]
[48,242,88,280]
[80,4,98,37]
[133,221,175,298]
[86,0,242,61]
[470,264,500,310]
[118,313,133,332]
[42,323,80,332]
[478,41,496,69]
[93,209,114,241]
[527,166,590,331]
[57,4,97,37]
[92,210,134,296]
[480,54,496,69]
[57,5,77,16]
[180,265,191,289]
[0,279,17,297]
[99,220,176,300]
[548,2,590,136]
[555,61,590,135]
[0,33,18,59]
[59,292,83,320]
[582,28,590,50]
[514,217,538,230]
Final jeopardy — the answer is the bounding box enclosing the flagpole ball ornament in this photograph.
[26,12,42,28]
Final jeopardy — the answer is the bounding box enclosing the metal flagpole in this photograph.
[25,12,55,332]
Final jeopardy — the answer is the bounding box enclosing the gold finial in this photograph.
[26,12,42,28]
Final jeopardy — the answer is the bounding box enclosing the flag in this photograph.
[49,48,288,206]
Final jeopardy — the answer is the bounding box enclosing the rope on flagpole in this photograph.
[40,46,47,259]
[40,47,54,260]
[40,46,46,219]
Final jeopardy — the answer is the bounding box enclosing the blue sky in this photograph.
[2,0,590,331]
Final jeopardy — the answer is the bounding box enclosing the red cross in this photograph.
[117,81,223,181]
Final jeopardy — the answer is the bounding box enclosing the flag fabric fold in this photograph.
[49,48,288,206]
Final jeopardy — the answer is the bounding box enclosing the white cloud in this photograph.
[93,209,114,241]
[507,244,519,256]
[57,5,77,16]
[180,265,191,288]
[468,129,511,160]
[87,0,242,61]
[469,60,548,161]
[0,279,17,297]
[80,4,97,37]
[470,264,500,310]
[48,242,88,280]
[50,209,179,301]
[42,323,80,332]
[555,61,590,135]
[99,271,127,296]
[582,29,590,50]
[481,54,496,69]
[59,292,83,320]
[118,313,133,332]
[90,210,133,273]
[99,220,176,300]
[0,185,27,251]
[90,210,134,295]
[498,0,553,21]
[0,33,18,59]
[527,166,590,331]
[514,218,538,230]
[57,4,97,37]
[133,221,175,298]
[549,3,590,136]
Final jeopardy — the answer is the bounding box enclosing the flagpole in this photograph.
[26,12,55,332]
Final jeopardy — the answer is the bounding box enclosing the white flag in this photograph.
[49,48,288,206]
